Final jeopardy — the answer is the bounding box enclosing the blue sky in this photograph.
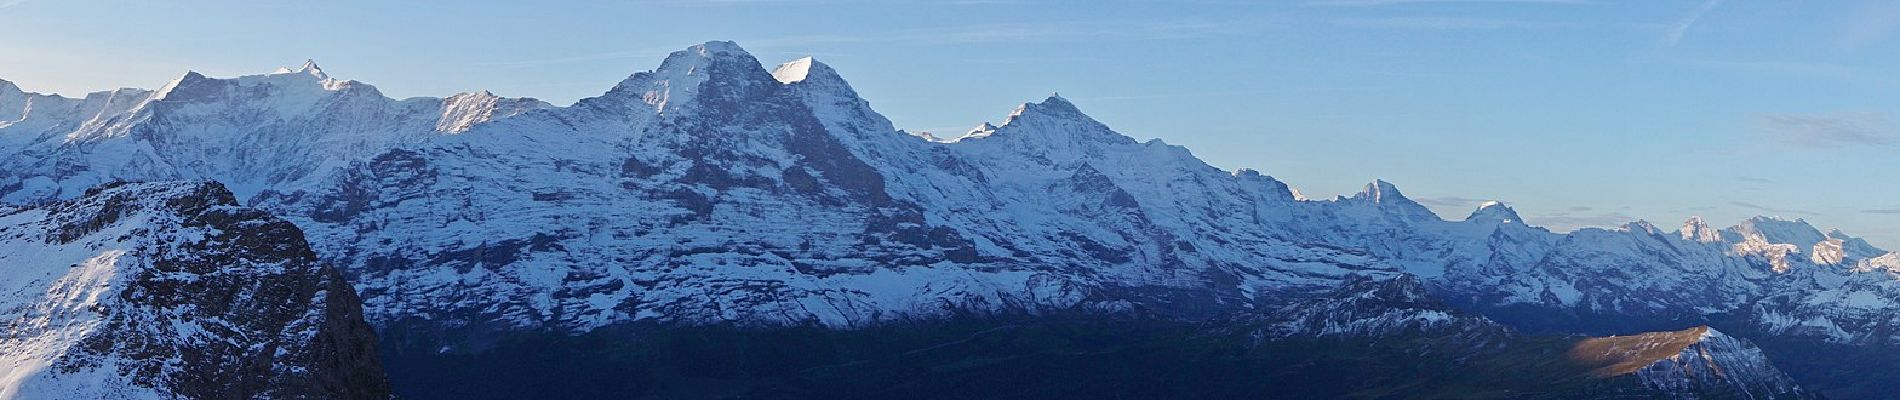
[2,0,1896,247]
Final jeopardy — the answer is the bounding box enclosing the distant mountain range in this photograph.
[1,41,1893,399]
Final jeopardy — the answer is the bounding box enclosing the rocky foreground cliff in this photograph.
[0,182,387,399]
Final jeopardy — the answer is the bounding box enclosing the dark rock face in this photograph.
[0,182,389,399]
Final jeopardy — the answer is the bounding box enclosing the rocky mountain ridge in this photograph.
[0,181,387,399]
[2,41,1895,398]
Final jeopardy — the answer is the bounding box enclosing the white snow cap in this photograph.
[271,59,329,79]
[1466,200,1523,224]
[958,122,999,140]
[1731,216,1825,248]
[1622,220,1662,234]
[1003,94,1089,126]
[1355,180,1408,203]
[772,57,815,84]
[1681,216,1723,243]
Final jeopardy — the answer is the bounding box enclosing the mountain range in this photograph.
[0,41,1894,399]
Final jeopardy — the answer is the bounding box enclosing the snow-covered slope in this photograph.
[0,63,548,203]
[1,40,1895,396]
[1572,326,1811,399]
[3,42,1894,341]
[1259,274,1505,339]
[0,182,386,399]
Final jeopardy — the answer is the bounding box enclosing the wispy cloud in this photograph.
[898,21,1245,44]
[1754,112,1900,149]
[479,20,1249,69]
[1307,0,1591,6]
[1530,211,1639,232]
[1735,176,1774,184]
[1415,195,1491,209]
[474,44,690,69]
[1656,0,1722,54]
[1670,57,1900,86]
[0,0,26,9]
[1076,86,1372,102]
[1329,16,1583,30]
[1730,201,1820,217]
[1864,209,1900,215]
[620,0,830,6]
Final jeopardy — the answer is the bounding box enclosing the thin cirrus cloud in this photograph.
[479,20,1249,69]
[1414,195,1494,210]
[1670,57,1900,86]
[1754,112,1900,149]
[1729,201,1820,217]
[1528,212,1640,232]
[1416,195,1644,232]
[1656,0,1722,54]
[1864,209,1900,214]
[1327,16,1585,30]
[889,21,1246,44]
[1306,0,1593,6]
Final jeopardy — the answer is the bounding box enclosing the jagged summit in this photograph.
[586,41,769,114]
[1011,93,1083,118]
[0,181,389,399]
[1681,216,1722,243]
[990,94,1114,137]
[1345,180,1440,221]
[1465,200,1523,224]
[1356,180,1404,202]
[271,59,329,79]
[771,56,863,104]
[955,93,1133,149]
[1622,220,1663,235]
[958,122,999,140]
[653,40,755,75]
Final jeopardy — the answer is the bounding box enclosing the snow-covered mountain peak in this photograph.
[1338,180,1440,222]
[1354,180,1405,202]
[1727,216,1826,250]
[151,63,370,107]
[957,122,1000,140]
[438,91,553,133]
[772,56,863,104]
[1465,200,1523,224]
[1621,220,1662,235]
[585,40,769,115]
[270,59,329,79]
[1006,94,1085,120]
[771,56,817,84]
[150,71,207,100]
[1681,216,1722,243]
[984,94,1129,145]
